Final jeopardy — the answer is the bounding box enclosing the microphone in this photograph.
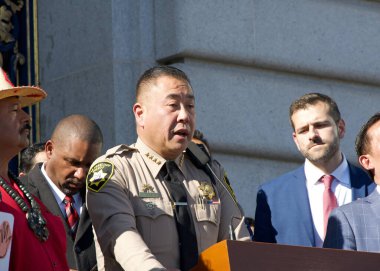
[187,142,245,240]
[186,141,210,168]
[229,216,244,241]
[245,217,254,241]
[186,142,239,207]
[229,224,236,240]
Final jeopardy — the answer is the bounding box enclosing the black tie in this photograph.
[162,160,198,271]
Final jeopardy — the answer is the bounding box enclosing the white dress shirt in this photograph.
[305,155,352,247]
[41,163,82,217]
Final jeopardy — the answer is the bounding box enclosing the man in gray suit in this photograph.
[323,112,380,252]
[21,114,103,270]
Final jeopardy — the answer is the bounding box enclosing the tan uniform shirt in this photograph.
[86,138,249,271]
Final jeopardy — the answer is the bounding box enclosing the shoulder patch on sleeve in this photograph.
[86,161,114,192]
[223,172,237,203]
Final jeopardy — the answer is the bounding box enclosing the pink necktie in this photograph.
[322,175,338,237]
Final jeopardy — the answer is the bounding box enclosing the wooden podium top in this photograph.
[192,240,380,271]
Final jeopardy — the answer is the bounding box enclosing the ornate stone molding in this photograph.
[0,0,24,82]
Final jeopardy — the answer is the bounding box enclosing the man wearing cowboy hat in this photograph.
[0,68,69,271]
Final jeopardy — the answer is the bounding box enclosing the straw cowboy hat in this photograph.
[0,68,47,107]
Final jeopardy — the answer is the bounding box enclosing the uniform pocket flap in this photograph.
[134,198,174,219]
[194,203,219,225]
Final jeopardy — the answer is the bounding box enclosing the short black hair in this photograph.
[136,65,192,101]
[19,142,46,174]
[355,112,380,157]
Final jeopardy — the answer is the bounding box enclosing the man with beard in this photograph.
[254,93,375,247]
[86,66,249,271]
[21,114,103,271]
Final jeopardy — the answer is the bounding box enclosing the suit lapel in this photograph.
[28,166,71,232]
[28,166,92,245]
[366,190,380,219]
[75,203,91,242]
[292,166,316,246]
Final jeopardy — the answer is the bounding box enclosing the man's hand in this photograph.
[0,220,12,258]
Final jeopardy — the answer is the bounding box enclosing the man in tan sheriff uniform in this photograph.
[86,66,250,271]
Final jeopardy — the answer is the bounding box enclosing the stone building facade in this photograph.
[38,0,380,217]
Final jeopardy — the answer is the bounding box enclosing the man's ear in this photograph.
[45,140,53,158]
[359,154,373,171]
[292,132,301,152]
[337,119,346,139]
[133,103,145,127]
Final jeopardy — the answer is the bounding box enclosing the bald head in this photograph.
[46,114,103,195]
[51,114,103,147]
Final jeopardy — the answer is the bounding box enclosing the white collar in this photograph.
[41,162,81,204]
[304,154,351,187]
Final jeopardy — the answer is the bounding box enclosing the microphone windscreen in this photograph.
[186,141,210,168]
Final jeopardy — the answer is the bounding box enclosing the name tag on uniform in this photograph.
[206,199,220,204]
[173,202,188,206]
[139,184,160,198]
[139,192,160,198]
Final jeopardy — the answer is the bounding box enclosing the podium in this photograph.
[192,240,380,270]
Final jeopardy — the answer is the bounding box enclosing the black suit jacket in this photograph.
[20,163,97,271]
